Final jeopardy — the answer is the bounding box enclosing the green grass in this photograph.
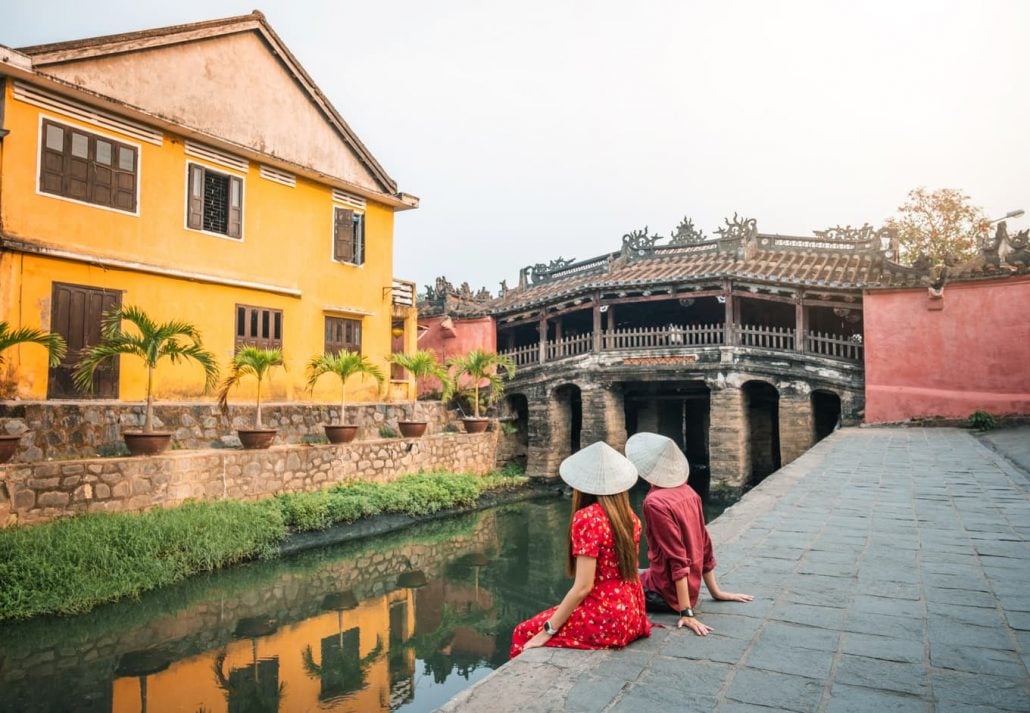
[0,467,527,621]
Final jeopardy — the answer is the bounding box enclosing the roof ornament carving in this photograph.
[813,223,896,254]
[984,221,1030,268]
[621,227,662,260]
[669,217,708,245]
[714,213,758,242]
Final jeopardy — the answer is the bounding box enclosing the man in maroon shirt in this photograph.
[626,432,752,636]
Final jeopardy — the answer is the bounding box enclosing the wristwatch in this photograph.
[543,620,558,635]
[679,607,695,618]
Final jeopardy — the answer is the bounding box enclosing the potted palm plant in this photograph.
[387,350,450,438]
[447,350,516,433]
[218,347,284,449]
[74,306,218,456]
[0,322,66,463]
[306,351,385,444]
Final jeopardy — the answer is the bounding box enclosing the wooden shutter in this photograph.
[334,207,354,262]
[227,175,243,238]
[66,130,90,201]
[112,145,136,212]
[187,164,204,229]
[354,214,365,265]
[40,121,66,195]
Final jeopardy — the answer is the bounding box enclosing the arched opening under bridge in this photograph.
[743,380,780,487]
[812,390,842,443]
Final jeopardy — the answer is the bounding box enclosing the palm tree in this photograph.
[305,351,385,425]
[388,351,450,395]
[446,350,516,419]
[217,347,284,429]
[0,321,67,368]
[73,306,218,433]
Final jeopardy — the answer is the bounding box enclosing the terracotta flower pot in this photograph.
[0,434,22,464]
[323,424,358,444]
[123,431,173,456]
[397,421,427,438]
[462,418,490,434]
[237,429,277,449]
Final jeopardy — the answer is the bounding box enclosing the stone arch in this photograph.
[551,383,583,464]
[743,380,781,486]
[503,393,530,440]
[811,389,842,443]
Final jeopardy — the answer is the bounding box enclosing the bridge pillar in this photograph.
[779,382,815,466]
[708,381,748,489]
[580,383,626,453]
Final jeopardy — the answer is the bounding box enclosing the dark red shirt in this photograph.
[640,483,716,610]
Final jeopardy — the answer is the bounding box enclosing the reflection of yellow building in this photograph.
[113,589,414,713]
[0,12,418,402]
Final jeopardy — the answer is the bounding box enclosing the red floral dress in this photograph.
[509,502,651,658]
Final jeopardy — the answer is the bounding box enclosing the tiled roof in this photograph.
[481,222,1030,315]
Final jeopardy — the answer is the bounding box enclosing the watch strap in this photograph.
[679,607,695,618]
[543,620,558,635]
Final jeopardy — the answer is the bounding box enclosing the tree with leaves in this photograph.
[74,306,218,433]
[217,347,284,429]
[446,350,516,419]
[0,322,66,368]
[885,187,990,267]
[305,351,385,425]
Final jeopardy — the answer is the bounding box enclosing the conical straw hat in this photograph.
[625,432,689,488]
[559,441,638,495]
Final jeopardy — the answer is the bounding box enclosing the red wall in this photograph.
[864,276,1030,422]
[416,315,497,395]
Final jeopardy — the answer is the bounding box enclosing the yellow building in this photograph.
[0,12,418,403]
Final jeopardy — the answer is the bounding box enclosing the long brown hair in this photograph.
[567,489,639,581]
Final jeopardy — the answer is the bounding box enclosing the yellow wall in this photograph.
[0,80,417,402]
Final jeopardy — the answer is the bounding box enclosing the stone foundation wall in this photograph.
[0,400,450,463]
[708,384,747,487]
[0,431,497,527]
[779,393,815,465]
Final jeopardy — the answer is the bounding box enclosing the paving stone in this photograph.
[565,674,626,713]
[927,620,1014,651]
[825,684,930,713]
[769,602,847,629]
[840,632,925,664]
[678,612,760,640]
[931,669,1030,712]
[662,631,751,665]
[924,602,1005,627]
[833,654,928,696]
[744,637,833,679]
[608,682,713,713]
[843,611,925,640]
[723,667,824,713]
[850,595,923,618]
[758,621,839,652]
[928,642,1026,678]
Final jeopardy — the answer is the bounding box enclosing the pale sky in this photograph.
[4,0,1028,295]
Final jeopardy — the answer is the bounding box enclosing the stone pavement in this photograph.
[438,426,1030,712]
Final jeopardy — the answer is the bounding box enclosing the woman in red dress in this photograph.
[510,442,651,658]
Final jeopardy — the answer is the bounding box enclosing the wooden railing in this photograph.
[807,330,863,361]
[737,324,795,351]
[499,324,862,366]
[547,332,593,360]
[603,323,725,350]
[502,343,541,367]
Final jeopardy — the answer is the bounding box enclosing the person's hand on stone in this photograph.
[678,616,712,636]
[713,591,753,602]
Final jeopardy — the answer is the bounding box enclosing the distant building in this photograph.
[0,12,418,403]
[422,217,1030,490]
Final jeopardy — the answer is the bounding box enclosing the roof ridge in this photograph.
[17,11,263,55]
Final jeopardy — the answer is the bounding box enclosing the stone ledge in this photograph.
[0,431,498,527]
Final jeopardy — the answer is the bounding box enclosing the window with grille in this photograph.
[235,304,282,350]
[39,119,138,212]
[325,316,362,354]
[333,207,365,264]
[188,163,242,238]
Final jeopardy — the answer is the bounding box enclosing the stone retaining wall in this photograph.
[0,400,450,463]
[0,431,497,526]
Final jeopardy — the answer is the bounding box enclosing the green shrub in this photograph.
[499,421,519,435]
[968,410,997,431]
[0,500,285,621]
[379,425,399,438]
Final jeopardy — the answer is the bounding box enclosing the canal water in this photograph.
[0,490,726,713]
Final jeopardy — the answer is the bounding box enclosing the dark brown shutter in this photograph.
[227,175,243,238]
[66,130,90,201]
[354,214,365,265]
[334,207,354,262]
[112,146,136,212]
[187,164,204,229]
[40,121,66,195]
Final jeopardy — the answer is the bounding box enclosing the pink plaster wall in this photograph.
[416,316,497,395]
[864,276,1030,422]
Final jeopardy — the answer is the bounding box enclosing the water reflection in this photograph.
[0,492,726,713]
